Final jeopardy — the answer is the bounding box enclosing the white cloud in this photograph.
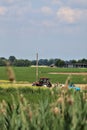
[56,7,86,24]
[0,6,7,15]
[3,1,32,18]
[41,6,53,15]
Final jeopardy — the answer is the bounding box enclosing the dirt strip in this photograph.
[49,72,87,75]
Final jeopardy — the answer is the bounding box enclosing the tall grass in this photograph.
[0,86,87,130]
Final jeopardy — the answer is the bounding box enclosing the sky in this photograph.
[0,0,87,60]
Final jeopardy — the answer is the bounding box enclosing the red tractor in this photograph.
[32,77,52,87]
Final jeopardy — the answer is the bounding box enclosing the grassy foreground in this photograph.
[0,66,87,130]
[0,86,87,130]
[0,68,87,130]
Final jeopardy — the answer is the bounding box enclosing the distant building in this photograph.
[50,64,56,67]
[65,62,87,68]
[74,63,87,68]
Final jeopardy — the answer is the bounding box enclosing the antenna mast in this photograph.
[36,53,38,81]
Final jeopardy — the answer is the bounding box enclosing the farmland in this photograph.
[0,66,87,84]
[0,85,87,130]
[0,66,87,130]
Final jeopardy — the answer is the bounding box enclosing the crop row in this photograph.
[0,67,87,84]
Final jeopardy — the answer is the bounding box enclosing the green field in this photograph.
[0,66,87,84]
[0,66,87,130]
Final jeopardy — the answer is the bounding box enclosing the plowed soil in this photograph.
[49,72,87,75]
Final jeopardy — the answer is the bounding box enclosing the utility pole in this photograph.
[36,53,38,81]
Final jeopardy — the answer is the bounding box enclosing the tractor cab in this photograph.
[32,77,52,87]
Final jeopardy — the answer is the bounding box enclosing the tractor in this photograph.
[32,77,52,87]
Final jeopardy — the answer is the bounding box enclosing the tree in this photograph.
[48,59,55,66]
[38,59,48,66]
[31,60,36,65]
[70,59,77,64]
[43,59,48,65]
[55,59,65,67]
[9,56,16,65]
[81,58,87,63]
[24,59,31,66]
[13,59,31,67]
[0,58,6,66]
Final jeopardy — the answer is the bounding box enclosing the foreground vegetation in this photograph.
[0,85,87,130]
[0,66,87,129]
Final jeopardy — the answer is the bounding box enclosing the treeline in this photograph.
[0,56,87,67]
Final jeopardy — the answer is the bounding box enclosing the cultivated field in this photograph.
[0,66,87,130]
[0,66,87,84]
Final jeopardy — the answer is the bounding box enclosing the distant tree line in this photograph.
[0,56,87,67]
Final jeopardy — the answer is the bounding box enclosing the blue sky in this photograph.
[0,0,87,60]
